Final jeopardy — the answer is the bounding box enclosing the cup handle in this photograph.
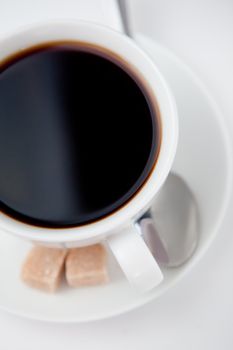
[107,225,163,292]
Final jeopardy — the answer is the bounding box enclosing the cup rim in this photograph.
[0,20,178,243]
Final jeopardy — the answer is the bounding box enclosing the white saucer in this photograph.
[0,34,231,323]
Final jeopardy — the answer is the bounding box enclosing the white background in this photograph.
[0,0,233,349]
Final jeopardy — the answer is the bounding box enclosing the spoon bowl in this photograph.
[140,173,199,267]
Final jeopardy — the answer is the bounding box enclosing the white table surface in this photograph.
[0,0,233,349]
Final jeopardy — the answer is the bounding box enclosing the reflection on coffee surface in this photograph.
[0,43,160,227]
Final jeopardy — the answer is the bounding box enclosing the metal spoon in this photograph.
[139,173,199,267]
[117,1,199,266]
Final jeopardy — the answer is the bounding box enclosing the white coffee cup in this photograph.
[0,13,178,292]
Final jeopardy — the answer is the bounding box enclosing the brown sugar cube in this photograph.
[21,246,67,293]
[65,244,108,287]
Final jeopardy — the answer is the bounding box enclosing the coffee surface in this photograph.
[0,44,160,227]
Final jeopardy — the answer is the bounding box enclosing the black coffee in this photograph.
[0,43,160,227]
